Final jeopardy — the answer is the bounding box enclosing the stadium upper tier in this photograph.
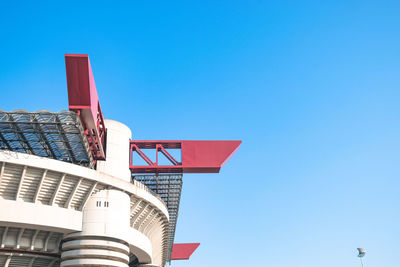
[0,150,169,266]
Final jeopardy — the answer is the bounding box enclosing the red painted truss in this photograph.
[171,243,200,260]
[130,140,241,174]
[65,54,107,160]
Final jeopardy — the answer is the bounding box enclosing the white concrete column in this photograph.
[61,120,134,266]
[81,189,130,237]
[61,189,131,267]
[96,119,132,182]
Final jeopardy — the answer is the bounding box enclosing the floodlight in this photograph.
[357,248,366,257]
[357,248,366,267]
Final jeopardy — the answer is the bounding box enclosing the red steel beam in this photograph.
[171,243,200,260]
[130,140,241,174]
[65,54,107,160]
[157,144,179,165]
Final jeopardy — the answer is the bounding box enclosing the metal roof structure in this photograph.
[132,174,183,262]
[0,54,241,265]
[0,110,94,168]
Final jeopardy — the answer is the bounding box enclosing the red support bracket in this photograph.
[130,140,241,174]
[65,54,107,161]
[171,243,200,260]
[131,143,155,166]
[157,144,179,166]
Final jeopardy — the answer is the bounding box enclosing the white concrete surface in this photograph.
[97,119,132,182]
[0,199,81,233]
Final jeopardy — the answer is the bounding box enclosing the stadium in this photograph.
[0,54,241,267]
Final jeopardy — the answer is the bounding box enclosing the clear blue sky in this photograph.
[1,1,400,266]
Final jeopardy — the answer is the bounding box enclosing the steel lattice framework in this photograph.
[133,174,183,262]
[0,110,94,168]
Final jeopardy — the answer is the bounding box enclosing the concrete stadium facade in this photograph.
[0,119,169,267]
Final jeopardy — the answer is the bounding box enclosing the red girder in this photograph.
[157,144,179,165]
[171,243,200,260]
[131,144,155,166]
[130,140,241,174]
[65,54,107,161]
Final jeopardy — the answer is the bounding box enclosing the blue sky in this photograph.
[1,1,400,266]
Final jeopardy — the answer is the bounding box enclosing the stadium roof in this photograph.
[0,110,94,168]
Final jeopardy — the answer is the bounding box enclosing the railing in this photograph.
[131,179,168,211]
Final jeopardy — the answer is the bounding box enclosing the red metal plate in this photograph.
[65,54,106,160]
[171,243,200,260]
